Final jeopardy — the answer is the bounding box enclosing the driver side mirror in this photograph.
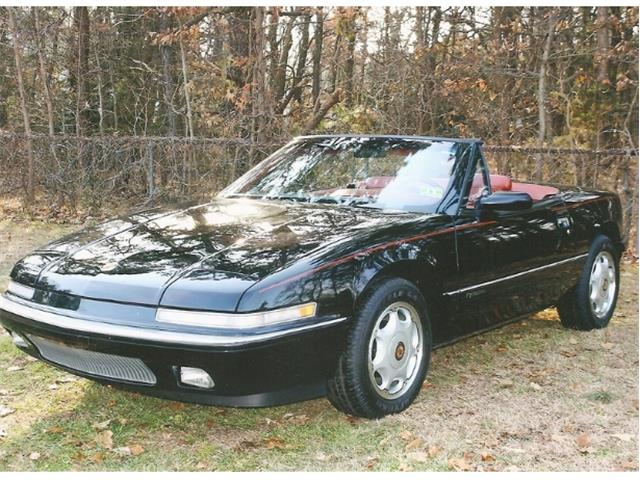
[477,191,533,218]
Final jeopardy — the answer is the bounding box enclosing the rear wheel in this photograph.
[327,277,432,418]
[557,235,619,330]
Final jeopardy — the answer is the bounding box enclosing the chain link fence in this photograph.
[0,133,637,250]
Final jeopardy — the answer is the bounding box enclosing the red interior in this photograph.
[470,174,559,202]
[314,174,559,203]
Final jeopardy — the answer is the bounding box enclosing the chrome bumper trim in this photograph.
[0,294,347,347]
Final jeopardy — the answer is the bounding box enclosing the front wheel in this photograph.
[327,277,432,418]
[557,234,620,330]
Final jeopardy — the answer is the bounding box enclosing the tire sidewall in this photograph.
[351,278,432,414]
[578,235,620,328]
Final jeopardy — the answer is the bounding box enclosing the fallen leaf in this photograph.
[449,457,474,471]
[428,445,441,458]
[264,417,277,426]
[290,414,309,425]
[47,384,58,391]
[569,337,578,345]
[398,463,413,472]
[345,415,360,425]
[93,419,111,431]
[96,430,113,450]
[71,451,86,462]
[114,447,131,456]
[45,426,64,434]
[91,452,105,464]
[498,379,514,388]
[167,402,185,411]
[264,436,285,450]
[315,452,328,461]
[406,451,429,463]
[601,342,614,350]
[58,375,76,383]
[364,455,378,469]
[399,430,414,441]
[233,440,258,452]
[405,438,424,451]
[129,444,144,456]
[530,382,543,391]
[0,406,14,418]
[481,452,495,462]
[6,366,23,372]
[29,452,41,461]
[576,433,590,451]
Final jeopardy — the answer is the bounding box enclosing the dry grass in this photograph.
[0,218,637,471]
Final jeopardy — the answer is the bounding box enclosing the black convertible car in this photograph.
[0,135,625,418]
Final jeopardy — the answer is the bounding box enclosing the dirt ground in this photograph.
[0,218,637,471]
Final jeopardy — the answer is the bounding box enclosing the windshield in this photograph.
[221,136,472,214]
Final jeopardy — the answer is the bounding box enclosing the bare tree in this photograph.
[7,8,35,202]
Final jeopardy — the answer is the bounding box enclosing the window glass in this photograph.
[223,137,472,214]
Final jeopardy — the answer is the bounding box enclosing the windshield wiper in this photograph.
[265,194,311,203]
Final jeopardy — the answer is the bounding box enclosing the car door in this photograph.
[443,147,568,338]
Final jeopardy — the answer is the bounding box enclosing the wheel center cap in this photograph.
[395,342,406,360]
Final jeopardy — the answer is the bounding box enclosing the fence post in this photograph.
[146,141,155,201]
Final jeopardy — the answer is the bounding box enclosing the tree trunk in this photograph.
[179,33,194,139]
[596,7,610,85]
[344,11,357,105]
[311,7,323,110]
[251,7,269,146]
[74,6,90,136]
[160,10,177,136]
[292,13,311,105]
[273,11,295,104]
[33,8,55,135]
[267,7,280,90]
[8,8,35,203]
[304,89,342,133]
[535,10,556,181]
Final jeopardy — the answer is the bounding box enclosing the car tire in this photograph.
[327,277,432,418]
[557,234,620,331]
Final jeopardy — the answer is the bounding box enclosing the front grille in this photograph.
[28,335,156,385]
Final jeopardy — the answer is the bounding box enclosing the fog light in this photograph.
[11,332,28,348]
[179,367,214,389]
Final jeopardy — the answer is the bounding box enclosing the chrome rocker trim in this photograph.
[0,294,347,347]
[443,253,588,296]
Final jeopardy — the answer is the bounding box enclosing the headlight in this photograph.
[155,302,317,329]
[7,281,35,300]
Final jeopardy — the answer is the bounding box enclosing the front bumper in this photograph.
[0,293,349,406]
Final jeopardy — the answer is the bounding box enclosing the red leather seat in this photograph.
[511,182,559,201]
[490,174,512,192]
[358,176,394,189]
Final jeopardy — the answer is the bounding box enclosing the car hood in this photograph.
[13,198,416,310]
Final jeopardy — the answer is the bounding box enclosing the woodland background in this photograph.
[0,6,638,246]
